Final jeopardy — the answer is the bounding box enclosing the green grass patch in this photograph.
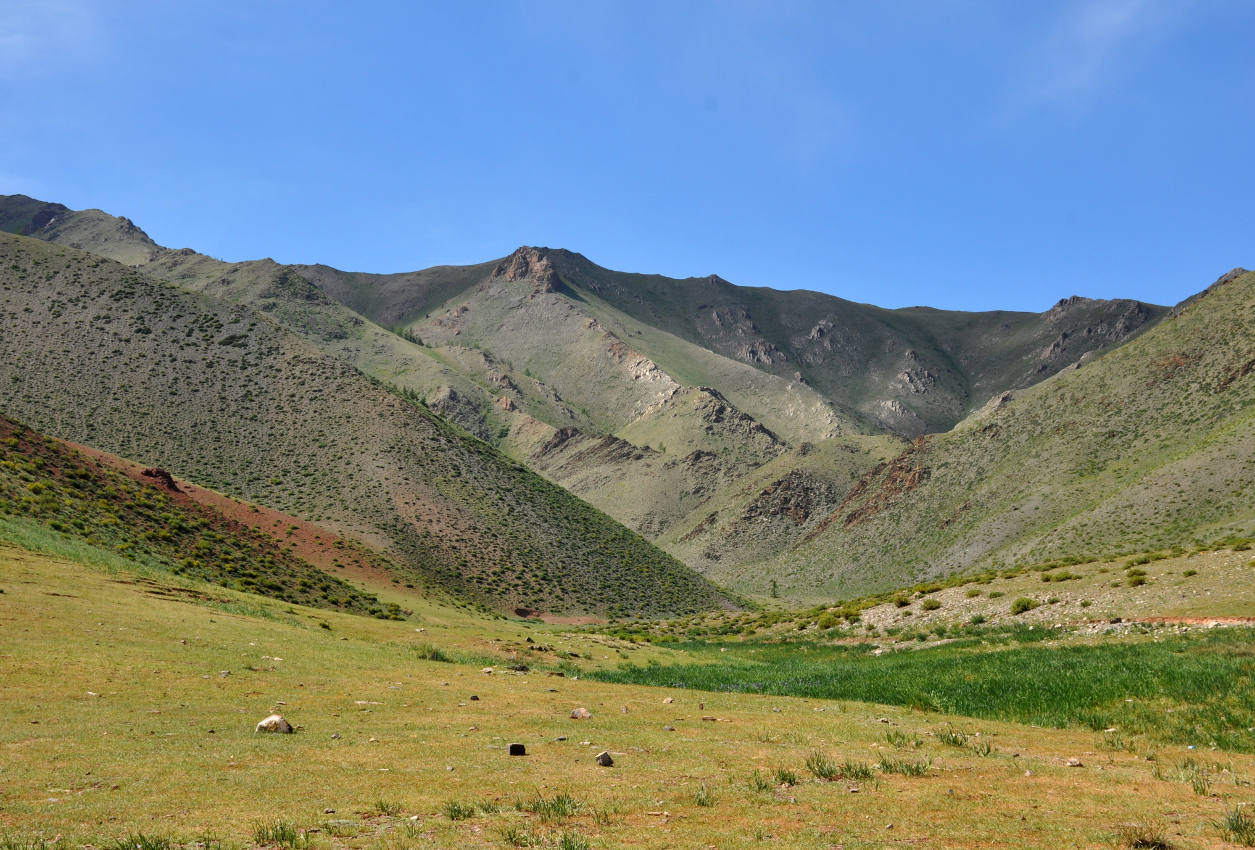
[592,630,1255,750]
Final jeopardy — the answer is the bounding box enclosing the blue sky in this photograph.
[2,0,1251,310]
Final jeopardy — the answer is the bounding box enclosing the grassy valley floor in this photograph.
[4,542,1255,849]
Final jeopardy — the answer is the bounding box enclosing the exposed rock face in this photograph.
[141,467,182,493]
[532,429,654,466]
[427,386,493,441]
[693,387,781,450]
[805,437,930,539]
[696,304,787,366]
[492,247,561,296]
[739,470,845,527]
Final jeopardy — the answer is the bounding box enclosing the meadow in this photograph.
[593,629,1255,752]
[4,540,1255,849]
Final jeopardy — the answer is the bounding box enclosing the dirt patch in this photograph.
[61,438,393,587]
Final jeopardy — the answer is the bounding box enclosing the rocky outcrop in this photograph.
[492,247,562,296]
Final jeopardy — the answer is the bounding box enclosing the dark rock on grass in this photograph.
[509,743,527,756]
[595,751,613,767]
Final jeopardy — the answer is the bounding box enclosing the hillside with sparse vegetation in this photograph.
[0,231,737,618]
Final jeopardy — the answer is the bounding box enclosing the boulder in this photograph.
[255,714,293,734]
[594,751,614,767]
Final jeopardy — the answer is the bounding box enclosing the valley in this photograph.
[1,194,1253,849]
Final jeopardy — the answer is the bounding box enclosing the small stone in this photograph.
[508,743,527,756]
[594,751,614,767]
[469,695,480,701]
[554,736,568,742]
[331,733,341,739]
[571,707,592,720]
[663,725,675,731]
[1066,757,1083,767]
[663,697,674,704]
[620,705,629,714]
[324,808,335,814]
[446,765,454,771]
[482,667,494,674]
[218,670,230,678]
[1024,770,1033,776]
[701,716,716,722]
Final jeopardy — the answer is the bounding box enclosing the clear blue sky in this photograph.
[2,0,1251,310]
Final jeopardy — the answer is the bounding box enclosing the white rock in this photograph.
[255,714,293,734]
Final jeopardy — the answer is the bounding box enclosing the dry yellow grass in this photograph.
[2,542,1253,849]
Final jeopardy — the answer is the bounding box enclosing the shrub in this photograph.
[1010,597,1039,615]
[413,642,452,662]
[921,599,941,611]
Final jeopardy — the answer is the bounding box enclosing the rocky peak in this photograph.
[1042,295,1093,320]
[492,246,560,294]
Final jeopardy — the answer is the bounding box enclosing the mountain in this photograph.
[6,193,1236,605]
[0,229,738,617]
[717,267,1254,599]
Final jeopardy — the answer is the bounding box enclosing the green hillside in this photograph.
[727,268,1255,600]
[0,414,397,617]
[0,231,737,617]
[3,193,1238,610]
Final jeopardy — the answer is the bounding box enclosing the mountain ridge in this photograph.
[4,192,1244,604]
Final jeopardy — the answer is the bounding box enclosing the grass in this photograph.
[556,832,591,850]
[594,630,1255,750]
[498,825,542,847]
[412,641,452,662]
[1114,822,1172,849]
[111,837,173,850]
[4,539,1255,849]
[877,756,932,776]
[773,767,798,786]
[518,793,581,822]
[251,821,309,849]
[441,801,477,821]
[1215,807,1255,845]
